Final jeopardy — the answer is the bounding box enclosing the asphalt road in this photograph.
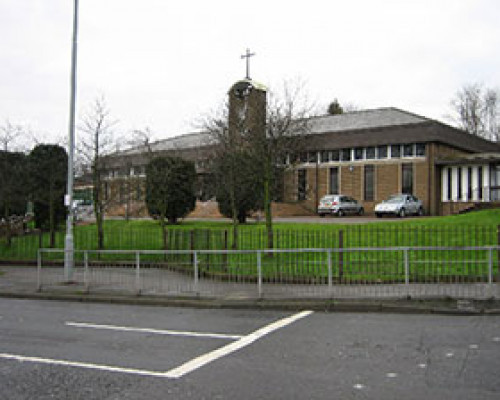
[1,298,500,399]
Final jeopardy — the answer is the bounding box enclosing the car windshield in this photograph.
[385,195,406,203]
[320,196,336,202]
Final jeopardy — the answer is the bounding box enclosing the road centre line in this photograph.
[65,321,243,340]
[0,311,313,379]
[164,310,314,378]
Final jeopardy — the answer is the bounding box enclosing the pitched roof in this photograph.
[119,131,213,156]
[116,107,499,157]
[309,107,428,134]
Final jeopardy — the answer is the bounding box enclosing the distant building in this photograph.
[87,106,500,217]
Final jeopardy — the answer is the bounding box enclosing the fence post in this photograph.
[327,249,332,296]
[36,249,42,292]
[488,247,493,297]
[193,251,199,294]
[404,248,410,297]
[338,230,344,282]
[84,251,89,293]
[135,251,141,295]
[257,250,262,298]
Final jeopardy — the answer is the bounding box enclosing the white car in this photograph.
[318,195,364,217]
[374,194,424,218]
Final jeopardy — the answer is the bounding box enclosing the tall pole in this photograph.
[64,0,78,281]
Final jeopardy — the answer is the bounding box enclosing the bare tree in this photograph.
[202,81,313,249]
[251,81,313,249]
[0,119,24,151]
[450,83,499,141]
[199,102,243,248]
[127,126,156,156]
[78,95,116,249]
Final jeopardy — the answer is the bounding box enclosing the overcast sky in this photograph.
[1,0,499,146]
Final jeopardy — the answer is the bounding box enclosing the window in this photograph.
[391,145,401,158]
[298,169,307,201]
[478,166,483,200]
[366,147,376,159]
[447,168,452,201]
[341,148,351,161]
[308,151,317,163]
[364,165,374,201]
[416,143,426,157]
[467,167,472,200]
[457,167,462,201]
[329,167,339,194]
[403,144,414,157]
[402,163,413,194]
[320,151,329,163]
[377,145,388,159]
[354,147,364,160]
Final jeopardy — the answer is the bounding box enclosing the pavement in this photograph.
[2,264,500,315]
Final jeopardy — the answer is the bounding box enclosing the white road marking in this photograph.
[65,321,243,340]
[0,353,171,378]
[164,310,314,378]
[386,372,398,378]
[418,363,427,369]
[469,344,479,349]
[493,337,500,342]
[446,352,454,358]
[353,384,365,390]
[0,310,313,379]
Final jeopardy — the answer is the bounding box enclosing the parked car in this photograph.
[317,195,364,217]
[374,194,424,218]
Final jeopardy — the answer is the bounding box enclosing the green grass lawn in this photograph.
[1,209,499,282]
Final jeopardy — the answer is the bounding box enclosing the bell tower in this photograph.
[227,49,267,143]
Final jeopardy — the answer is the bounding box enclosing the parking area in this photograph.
[1,298,500,399]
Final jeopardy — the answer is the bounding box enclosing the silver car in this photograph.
[318,195,364,217]
[374,194,424,218]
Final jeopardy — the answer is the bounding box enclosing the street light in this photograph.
[64,0,78,281]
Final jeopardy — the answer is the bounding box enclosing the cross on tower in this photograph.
[241,48,255,80]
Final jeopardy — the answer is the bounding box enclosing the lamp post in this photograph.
[64,0,78,281]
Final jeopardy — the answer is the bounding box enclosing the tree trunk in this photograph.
[49,185,55,248]
[263,162,273,250]
[4,204,12,247]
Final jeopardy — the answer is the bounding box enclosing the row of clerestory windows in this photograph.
[291,143,426,164]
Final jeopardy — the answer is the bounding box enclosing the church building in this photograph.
[95,76,500,218]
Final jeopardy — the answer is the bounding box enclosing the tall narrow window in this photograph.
[467,167,472,200]
[298,169,307,201]
[402,163,413,194]
[364,165,374,201]
[447,168,452,201]
[329,167,339,194]
[478,166,483,200]
[457,167,462,201]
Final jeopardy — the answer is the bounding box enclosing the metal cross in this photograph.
[241,48,255,80]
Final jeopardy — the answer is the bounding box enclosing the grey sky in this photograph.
[0,0,499,145]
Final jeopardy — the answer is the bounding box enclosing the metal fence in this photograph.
[2,225,498,262]
[37,246,500,300]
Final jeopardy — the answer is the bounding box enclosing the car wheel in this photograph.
[358,208,364,216]
[398,208,406,218]
[417,207,424,216]
[337,210,345,217]
[319,213,325,218]
[376,213,382,218]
